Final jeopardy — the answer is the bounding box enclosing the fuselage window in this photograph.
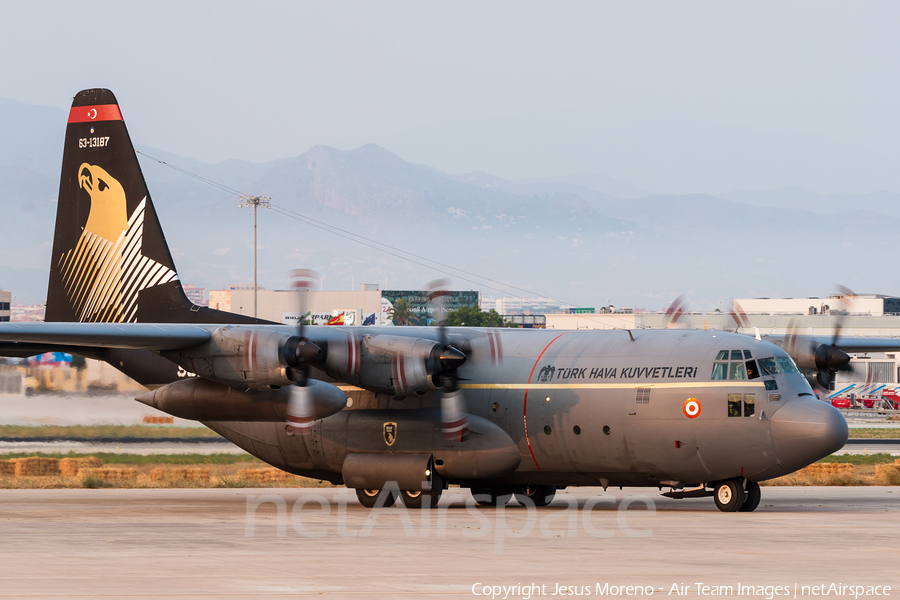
[728,362,747,380]
[715,350,729,361]
[712,362,728,380]
[743,350,753,359]
[728,393,743,417]
[744,393,755,417]
[727,393,756,417]
[730,350,744,361]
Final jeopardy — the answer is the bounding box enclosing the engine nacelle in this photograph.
[362,334,464,396]
[135,377,347,422]
[164,326,296,391]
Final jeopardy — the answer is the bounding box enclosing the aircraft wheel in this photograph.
[471,488,512,507]
[713,479,746,512]
[399,487,442,509]
[738,481,761,512]
[355,488,397,508]
[514,485,556,507]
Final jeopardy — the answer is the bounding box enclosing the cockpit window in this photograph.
[728,362,747,380]
[712,350,760,380]
[775,356,800,374]
[757,357,781,376]
[711,362,728,380]
[745,360,760,380]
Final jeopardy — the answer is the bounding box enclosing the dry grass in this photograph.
[0,455,336,489]
[150,467,211,484]
[0,424,222,438]
[60,457,103,477]
[848,428,900,439]
[761,463,898,486]
[875,463,900,485]
[15,457,61,477]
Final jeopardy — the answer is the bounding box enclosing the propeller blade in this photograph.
[816,370,834,390]
[426,278,471,440]
[285,269,320,434]
[285,384,315,435]
[441,388,469,439]
[288,268,318,339]
[664,294,687,327]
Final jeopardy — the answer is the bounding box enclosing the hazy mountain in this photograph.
[514,172,651,199]
[2,95,900,309]
[718,186,900,219]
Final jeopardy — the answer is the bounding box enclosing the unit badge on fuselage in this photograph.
[383,422,397,447]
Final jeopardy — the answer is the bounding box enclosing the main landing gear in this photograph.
[712,479,761,512]
[471,485,557,507]
[354,487,444,508]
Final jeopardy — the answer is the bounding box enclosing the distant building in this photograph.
[182,284,207,306]
[0,291,9,322]
[11,304,44,322]
[733,294,900,316]
[208,284,479,326]
[481,297,567,315]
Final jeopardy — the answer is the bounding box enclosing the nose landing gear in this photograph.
[713,479,761,512]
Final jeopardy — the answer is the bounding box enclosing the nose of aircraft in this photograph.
[770,397,848,473]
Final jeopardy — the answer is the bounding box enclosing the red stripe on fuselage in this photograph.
[67,104,123,123]
[487,332,497,365]
[523,332,571,470]
[397,355,408,393]
[243,331,251,373]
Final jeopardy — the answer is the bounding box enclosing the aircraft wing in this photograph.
[0,322,213,352]
[821,337,900,354]
[762,334,900,354]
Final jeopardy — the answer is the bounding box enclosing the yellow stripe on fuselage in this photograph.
[458,381,765,390]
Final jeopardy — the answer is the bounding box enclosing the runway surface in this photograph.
[0,487,896,599]
[0,393,191,426]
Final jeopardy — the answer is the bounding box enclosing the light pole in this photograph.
[239,195,271,318]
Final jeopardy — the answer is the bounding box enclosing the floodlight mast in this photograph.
[239,195,271,318]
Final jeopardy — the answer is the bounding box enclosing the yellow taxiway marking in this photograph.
[459,381,766,390]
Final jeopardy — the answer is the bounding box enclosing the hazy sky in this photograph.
[2,1,898,194]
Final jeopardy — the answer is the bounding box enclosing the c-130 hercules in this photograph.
[0,89,856,512]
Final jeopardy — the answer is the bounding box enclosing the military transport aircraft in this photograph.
[0,89,857,512]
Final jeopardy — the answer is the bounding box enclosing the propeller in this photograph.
[815,286,855,388]
[664,294,687,328]
[284,269,321,435]
[729,298,752,332]
[427,279,470,440]
[781,287,855,391]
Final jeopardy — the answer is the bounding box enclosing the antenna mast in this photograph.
[239,195,271,318]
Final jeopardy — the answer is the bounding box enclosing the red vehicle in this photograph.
[881,388,900,410]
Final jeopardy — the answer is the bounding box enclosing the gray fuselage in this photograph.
[201,326,847,489]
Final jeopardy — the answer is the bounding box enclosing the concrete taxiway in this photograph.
[0,487,896,599]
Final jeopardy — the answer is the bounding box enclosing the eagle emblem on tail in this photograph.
[58,163,178,323]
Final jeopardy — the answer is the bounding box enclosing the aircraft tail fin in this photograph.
[45,88,264,324]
